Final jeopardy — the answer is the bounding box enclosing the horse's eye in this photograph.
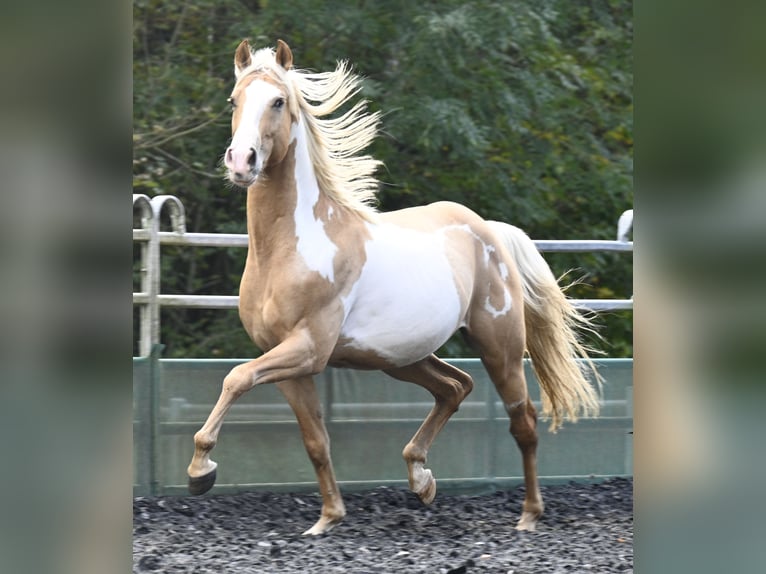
[273,98,285,109]
[227,97,236,109]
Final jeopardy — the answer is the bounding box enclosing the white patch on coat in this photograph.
[340,223,464,366]
[439,224,511,318]
[445,224,511,317]
[340,271,361,323]
[484,288,512,318]
[482,243,495,264]
[291,121,337,282]
[444,223,497,266]
[504,398,527,413]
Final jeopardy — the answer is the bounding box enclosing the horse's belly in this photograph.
[340,301,461,367]
[338,224,466,367]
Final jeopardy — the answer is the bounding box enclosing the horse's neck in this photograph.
[245,120,341,262]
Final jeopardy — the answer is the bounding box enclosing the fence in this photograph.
[133,194,633,496]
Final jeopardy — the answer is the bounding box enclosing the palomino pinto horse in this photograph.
[187,39,601,535]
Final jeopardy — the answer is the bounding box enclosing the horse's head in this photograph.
[224,39,297,187]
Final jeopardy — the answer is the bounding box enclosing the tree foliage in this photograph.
[133,0,633,358]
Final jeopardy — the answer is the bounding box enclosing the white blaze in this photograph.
[231,80,283,174]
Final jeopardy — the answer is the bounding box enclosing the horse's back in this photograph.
[377,201,486,231]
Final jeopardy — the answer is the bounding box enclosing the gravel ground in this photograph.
[133,477,633,573]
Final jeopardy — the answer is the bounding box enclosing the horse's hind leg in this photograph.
[385,355,474,504]
[509,395,544,531]
[483,357,544,531]
[276,377,346,535]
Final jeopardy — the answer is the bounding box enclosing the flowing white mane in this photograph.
[237,46,382,219]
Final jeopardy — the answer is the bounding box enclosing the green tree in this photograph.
[133,0,633,358]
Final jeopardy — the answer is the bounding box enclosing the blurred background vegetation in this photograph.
[133,0,632,358]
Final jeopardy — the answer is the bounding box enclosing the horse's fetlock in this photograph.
[402,443,426,464]
[194,431,216,451]
[325,505,347,522]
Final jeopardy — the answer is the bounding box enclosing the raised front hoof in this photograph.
[188,469,217,496]
[515,510,541,532]
[413,468,437,505]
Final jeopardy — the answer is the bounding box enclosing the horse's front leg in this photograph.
[187,330,325,496]
[276,377,345,535]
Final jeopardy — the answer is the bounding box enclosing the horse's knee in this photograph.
[303,434,330,466]
[222,365,253,398]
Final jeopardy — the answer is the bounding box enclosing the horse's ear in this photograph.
[275,39,293,70]
[234,40,252,78]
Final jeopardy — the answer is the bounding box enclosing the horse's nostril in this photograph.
[248,147,256,168]
[225,148,233,163]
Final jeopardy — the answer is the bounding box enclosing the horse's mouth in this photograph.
[229,172,257,188]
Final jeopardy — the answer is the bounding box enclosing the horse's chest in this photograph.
[238,256,338,349]
[238,262,294,346]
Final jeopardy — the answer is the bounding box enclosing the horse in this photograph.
[187,39,601,536]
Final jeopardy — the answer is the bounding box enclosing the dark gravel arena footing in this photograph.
[133,477,633,573]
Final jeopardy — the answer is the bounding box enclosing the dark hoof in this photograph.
[188,469,217,495]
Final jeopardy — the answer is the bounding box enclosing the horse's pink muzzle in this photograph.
[224,146,257,185]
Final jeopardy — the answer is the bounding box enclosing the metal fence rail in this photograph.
[133,194,633,355]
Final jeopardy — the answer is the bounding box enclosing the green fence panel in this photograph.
[133,357,632,495]
[132,354,153,495]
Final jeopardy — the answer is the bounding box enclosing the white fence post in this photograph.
[133,194,186,357]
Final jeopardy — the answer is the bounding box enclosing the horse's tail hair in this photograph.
[487,221,603,431]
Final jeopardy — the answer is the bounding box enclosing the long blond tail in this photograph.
[488,221,603,431]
